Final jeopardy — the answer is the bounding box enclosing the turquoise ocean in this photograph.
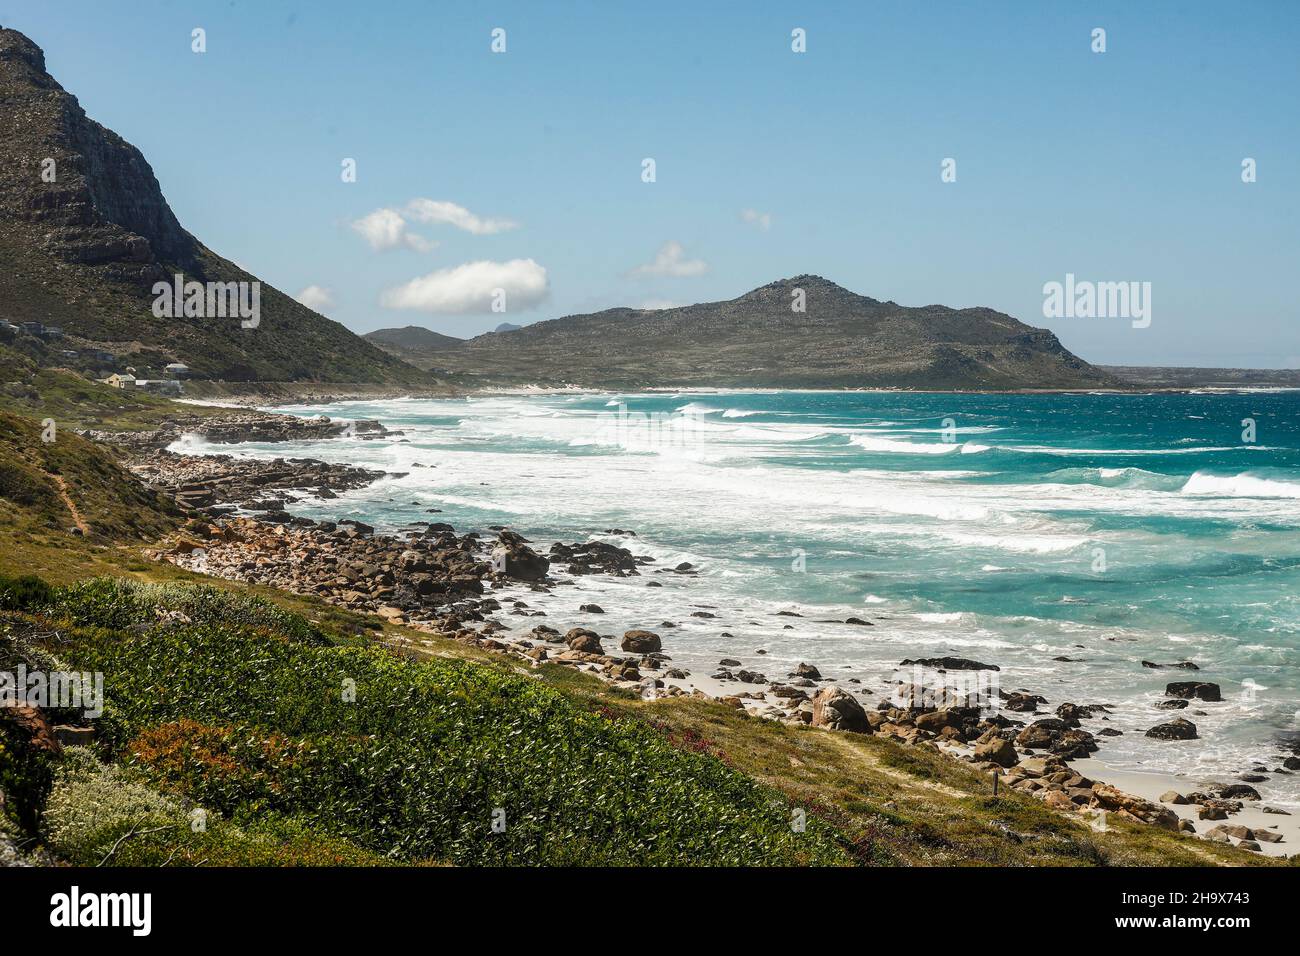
[175,390,1300,804]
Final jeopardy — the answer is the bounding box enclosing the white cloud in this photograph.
[351,207,436,252]
[351,199,519,252]
[626,241,709,278]
[740,208,772,231]
[294,285,334,313]
[637,299,682,311]
[404,198,519,235]
[380,259,549,314]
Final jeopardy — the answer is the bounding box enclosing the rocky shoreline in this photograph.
[120,418,1295,859]
[81,410,395,451]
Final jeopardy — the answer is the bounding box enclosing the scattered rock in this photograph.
[898,656,1000,672]
[620,630,662,653]
[1165,681,1222,702]
[1145,718,1198,740]
[564,628,604,654]
[974,736,1018,767]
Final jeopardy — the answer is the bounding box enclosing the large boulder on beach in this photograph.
[811,686,871,734]
[564,628,604,654]
[1145,717,1198,740]
[1217,783,1261,801]
[491,541,550,581]
[1165,681,1221,702]
[621,630,662,653]
[974,735,1019,767]
[914,709,956,732]
[1090,784,1179,830]
[1016,718,1066,749]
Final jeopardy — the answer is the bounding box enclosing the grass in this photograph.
[0,410,181,545]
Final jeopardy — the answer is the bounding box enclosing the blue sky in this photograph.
[4,0,1298,366]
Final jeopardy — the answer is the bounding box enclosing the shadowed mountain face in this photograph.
[0,27,427,384]
[370,276,1118,390]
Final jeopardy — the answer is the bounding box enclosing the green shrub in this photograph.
[47,577,849,866]
[51,578,327,644]
[0,573,54,612]
[41,747,401,866]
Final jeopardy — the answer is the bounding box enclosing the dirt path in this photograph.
[49,472,89,535]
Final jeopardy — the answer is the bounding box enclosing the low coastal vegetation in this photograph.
[3,575,846,865]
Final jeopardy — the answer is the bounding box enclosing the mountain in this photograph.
[0,27,429,385]
[398,276,1119,390]
[494,322,522,333]
[364,325,463,351]
[363,325,465,374]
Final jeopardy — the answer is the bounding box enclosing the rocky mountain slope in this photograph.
[0,27,428,385]
[362,325,463,363]
[372,276,1118,390]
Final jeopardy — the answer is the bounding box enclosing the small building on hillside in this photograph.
[102,374,137,389]
[38,326,62,340]
[19,321,43,335]
[89,349,116,363]
[163,362,191,378]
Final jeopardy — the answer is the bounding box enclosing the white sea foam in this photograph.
[1182,471,1300,499]
[1008,444,1276,456]
[849,434,964,455]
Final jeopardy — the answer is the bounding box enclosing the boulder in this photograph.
[1016,724,1056,750]
[621,630,662,653]
[914,710,954,733]
[0,706,61,754]
[974,736,1019,768]
[1003,692,1045,713]
[1042,789,1075,810]
[1090,784,1179,830]
[564,628,604,654]
[1145,718,1198,740]
[1217,784,1261,801]
[492,541,550,581]
[899,656,999,672]
[811,686,871,734]
[1165,681,1222,702]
